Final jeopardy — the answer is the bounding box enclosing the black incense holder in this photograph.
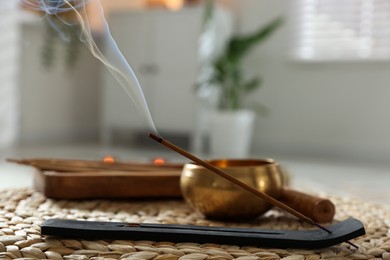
[41,218,365,249]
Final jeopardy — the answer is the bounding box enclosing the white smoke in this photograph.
[21,0,86,14]
[21,0,158,134]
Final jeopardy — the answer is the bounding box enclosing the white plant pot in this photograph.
[208,109,256,158]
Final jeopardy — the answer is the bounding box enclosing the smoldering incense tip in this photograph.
[149,133,163,143]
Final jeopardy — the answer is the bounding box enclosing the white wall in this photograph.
[0,1,19,147]
[19,21,101,145]
[236,0,390,161]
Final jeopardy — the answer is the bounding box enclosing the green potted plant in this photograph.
[209,18,283,111]
[199,1,283,157]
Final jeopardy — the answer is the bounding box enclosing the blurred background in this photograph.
[1,0,390,200]
[0,0,390,203]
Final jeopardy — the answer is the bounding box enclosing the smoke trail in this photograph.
[22,0,158,134]
[21,0,86,15]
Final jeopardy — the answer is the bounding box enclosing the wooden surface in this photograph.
[34,170,182,199]
[8,158,183,172]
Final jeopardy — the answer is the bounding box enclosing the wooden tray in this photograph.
[34,170,182,200]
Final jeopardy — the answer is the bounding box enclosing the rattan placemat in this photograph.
[0,188,389,260]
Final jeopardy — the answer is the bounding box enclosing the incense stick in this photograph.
[149,133,359,249]
[149,133,329,231]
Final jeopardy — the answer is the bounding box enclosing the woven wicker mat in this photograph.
[0,188,389,260]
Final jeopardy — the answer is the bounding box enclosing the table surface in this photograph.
[0,144,389,205]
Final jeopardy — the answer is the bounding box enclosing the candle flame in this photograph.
[147,0,184,11]
[103,156,116,164]
[153,157,166,165]
[165,0,184,11]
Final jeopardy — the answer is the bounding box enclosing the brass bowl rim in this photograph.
[183,158,279,169]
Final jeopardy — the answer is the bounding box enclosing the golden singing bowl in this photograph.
[180,159,285,220]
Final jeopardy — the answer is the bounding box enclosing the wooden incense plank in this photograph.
[8,158,183,172]
[34,170,182,199]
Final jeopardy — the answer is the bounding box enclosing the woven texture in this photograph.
[0,188,389,260]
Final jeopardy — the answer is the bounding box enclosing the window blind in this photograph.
[0,0,19,146]
[293,0,390,61]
